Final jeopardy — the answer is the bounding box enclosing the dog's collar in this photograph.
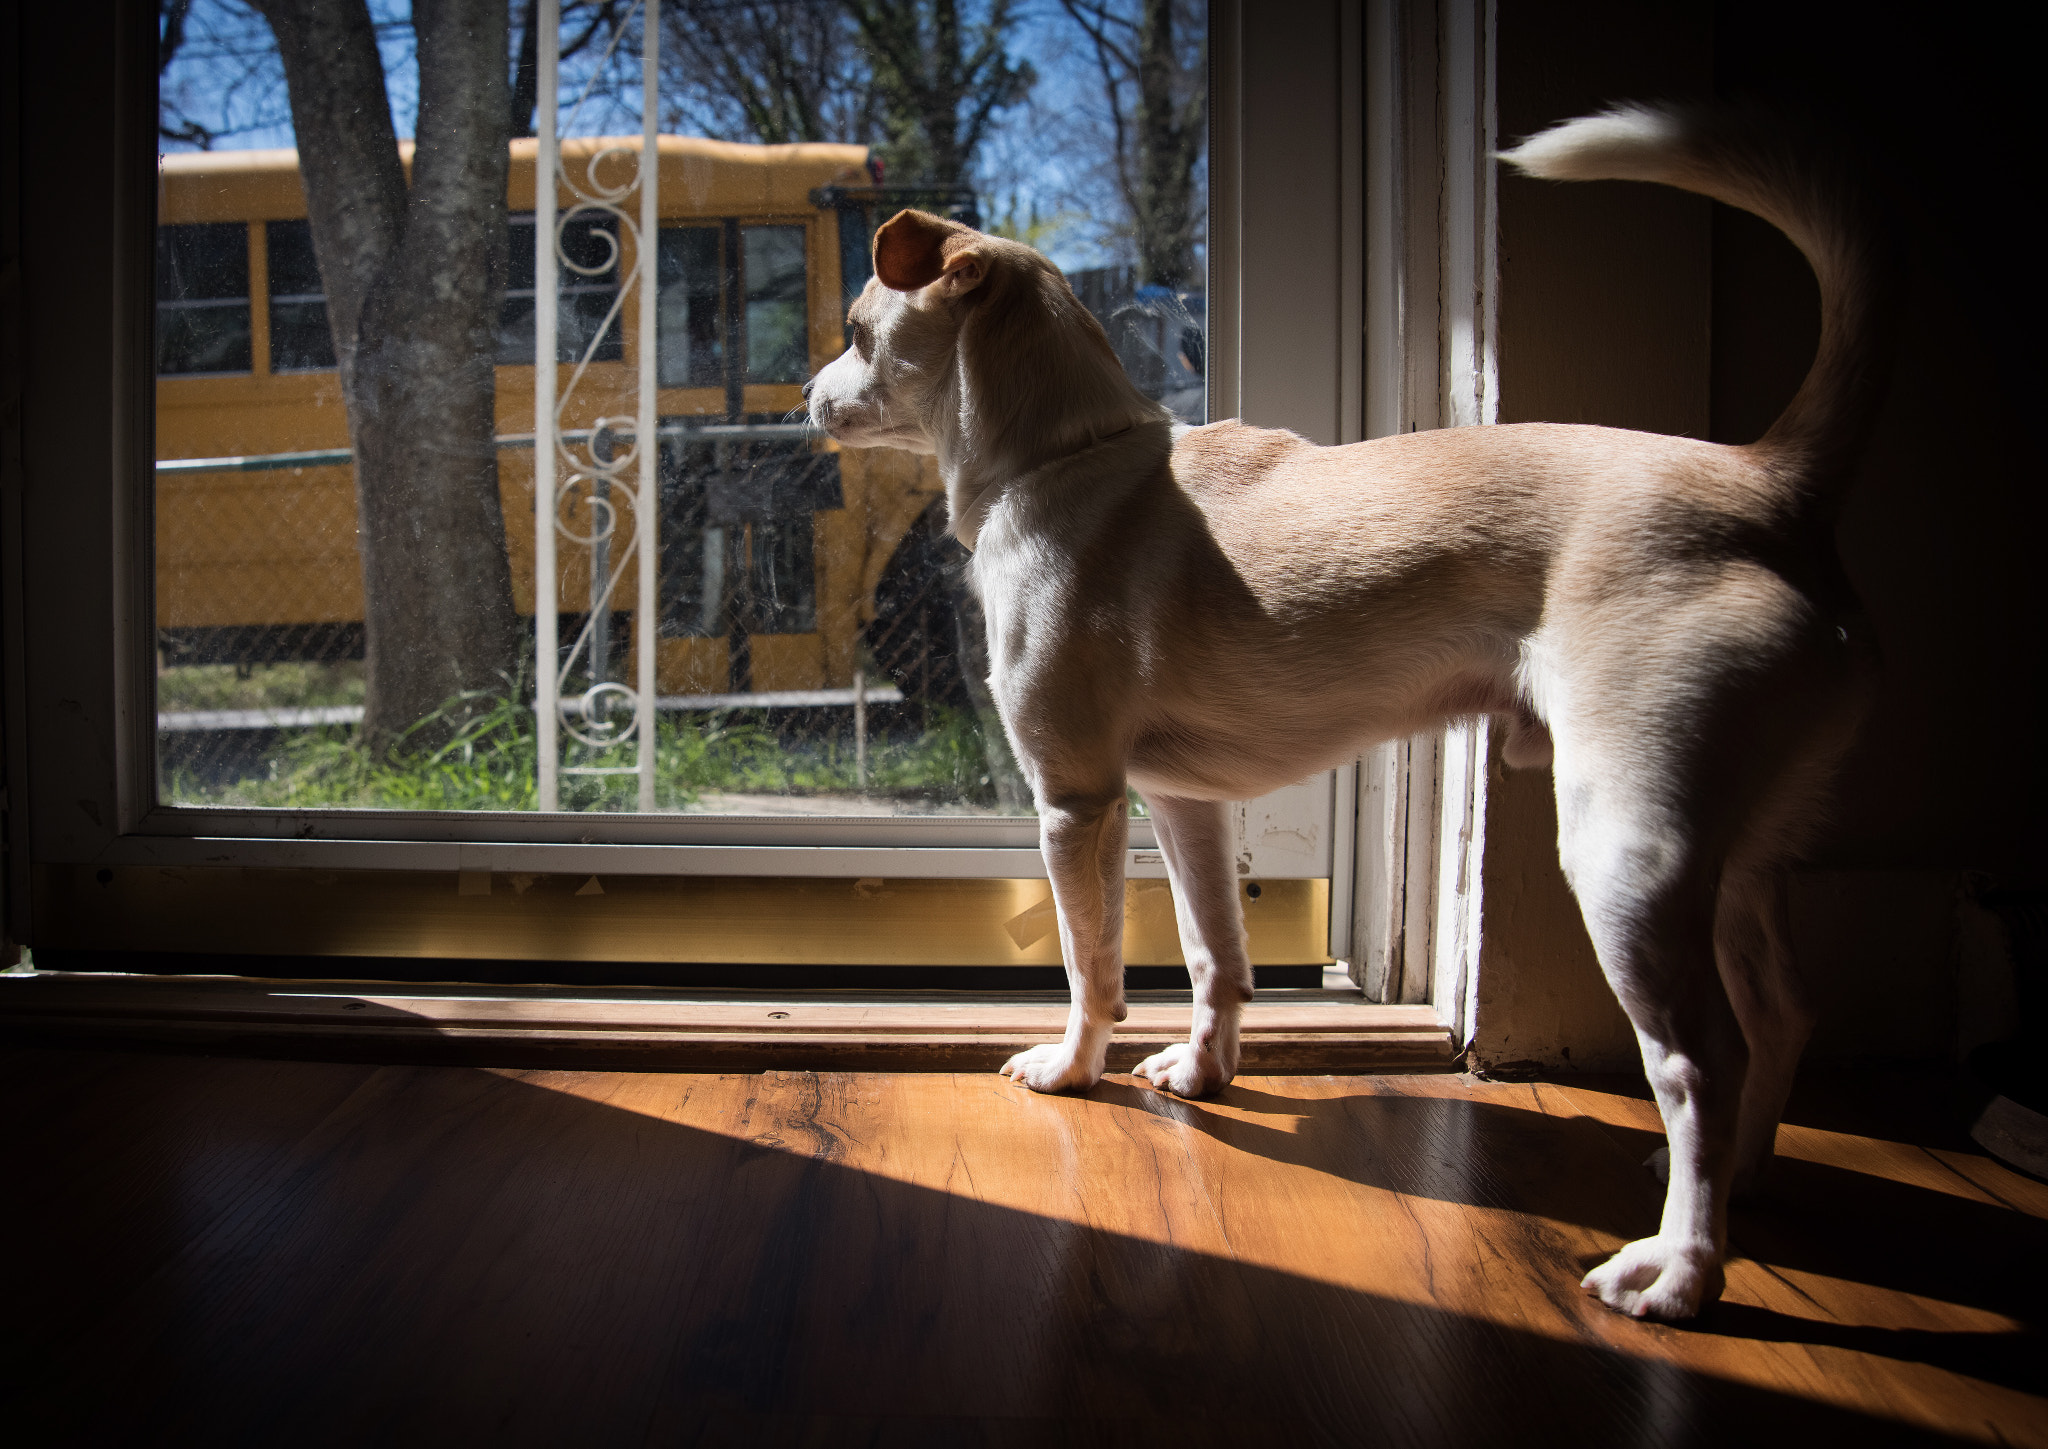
[948,422,1152,549]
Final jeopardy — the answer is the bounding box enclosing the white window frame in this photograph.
[4,0,1495,1019]
[1346,0,1496,1039]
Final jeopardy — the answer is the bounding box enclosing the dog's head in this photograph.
[806,209,1164,484]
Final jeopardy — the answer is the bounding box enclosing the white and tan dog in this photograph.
[806,104,1888,1322]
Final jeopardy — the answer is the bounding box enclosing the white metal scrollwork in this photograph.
[535,0,659,811]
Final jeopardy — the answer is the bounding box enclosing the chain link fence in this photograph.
[157,271,1204,814]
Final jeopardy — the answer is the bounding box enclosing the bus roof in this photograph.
[160,135,870,224]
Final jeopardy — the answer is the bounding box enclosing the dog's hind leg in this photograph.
[1690,666,1862,1195]
[1554,750,1748,1321]
[1132,794,1253,1097]
[1000,792,1130,1093]
[1710,716,1859,1192]
[1714,863,1815,1195]
[1641,865,1811,1197]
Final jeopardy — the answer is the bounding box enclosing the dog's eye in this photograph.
[850,321,872,361]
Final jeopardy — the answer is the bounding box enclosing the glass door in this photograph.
[16,0,1358,977]
[153,0,1213,827]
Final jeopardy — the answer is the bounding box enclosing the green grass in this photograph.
[157,660,366,712]
[161,690,1033,815]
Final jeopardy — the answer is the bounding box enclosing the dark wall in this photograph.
[1708,0,2045,870]
[1474,0,2042,1070]
[1502,0,2045,873]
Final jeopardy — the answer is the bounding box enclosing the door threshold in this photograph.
[0,971,1459,1073]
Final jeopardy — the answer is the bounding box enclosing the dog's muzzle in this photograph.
[802,378,834,433]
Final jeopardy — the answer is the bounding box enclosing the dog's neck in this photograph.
[943,420,1168,548]
[931,276,1170,549]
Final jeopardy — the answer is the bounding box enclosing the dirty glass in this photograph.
[500,212,624,364]
[154,0,1208,819]
[265,220,335,371]
[157,223,252,375]
[655,226,722,388]
[742,226,808,384]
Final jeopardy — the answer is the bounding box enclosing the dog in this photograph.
[805,103,1888,1323]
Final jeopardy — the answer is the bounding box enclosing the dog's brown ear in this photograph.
[873,209,988,298]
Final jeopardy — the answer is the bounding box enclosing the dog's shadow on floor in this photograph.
[1690,1303,2046,1396]
[1076,1075,2045,1387]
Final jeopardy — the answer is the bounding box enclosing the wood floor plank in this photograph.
[4,1050,2038,1447]
[1531,1079,2047,1429]
[0,973,1456,1072]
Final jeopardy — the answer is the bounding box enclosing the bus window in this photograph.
[266,219,335,372]
[156,222,251,376]
[731,443,837,636]
[500,211,623,365]
[660,433,838,646]
[741,511,817,635]
[656,226,723,389]
[658,435,717,638]
[743,225,807,384]
[658,224,806,394]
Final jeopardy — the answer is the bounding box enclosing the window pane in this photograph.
[559,212,624,363]
[500,213,624,365]
[743,226,806,384]
[158,221,248,300]
[156,223,251,375]
[154,0,1207,820]
[264,217,324,295]
[744,511,819,635]
[656,436,717,637]
[657,227,723,388]
[156,305,255,377]
[659,435,835,639]
[266,220,335,371]
[497,215,539,365]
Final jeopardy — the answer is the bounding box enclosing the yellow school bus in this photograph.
[154,136,946,699]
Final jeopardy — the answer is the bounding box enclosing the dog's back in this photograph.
[1087,104,1892,805]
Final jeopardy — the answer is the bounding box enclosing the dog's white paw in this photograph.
[1644,1144,1670,1184]
[1000,1042,1103,1094]
[1131,1041,1232,1098]
[1581,1235,1724,1321]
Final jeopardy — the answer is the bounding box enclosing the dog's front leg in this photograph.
[999,793,1130,1093]
[1132,794,1250,1097]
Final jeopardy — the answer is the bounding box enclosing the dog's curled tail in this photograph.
[1500,102,1892,497]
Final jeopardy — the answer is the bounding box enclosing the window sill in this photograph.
[0,973,1457,1074]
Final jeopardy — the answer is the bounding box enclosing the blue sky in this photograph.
[156,0,1204,276]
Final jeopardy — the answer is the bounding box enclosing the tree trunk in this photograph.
[256,0,519,753]
[1133,0,1201,288]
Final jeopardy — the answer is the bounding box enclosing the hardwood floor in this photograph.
[2,1048,2041,1446]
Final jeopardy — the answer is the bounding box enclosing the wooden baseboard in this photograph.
[0,972,1459,1073]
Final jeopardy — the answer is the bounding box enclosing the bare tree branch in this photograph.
[510,0,625,138]
[159,0,195,74]
[654,2,876,147]
[844,0,1032,186]
[158,0,297,150]
[1058,0,1203,286]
